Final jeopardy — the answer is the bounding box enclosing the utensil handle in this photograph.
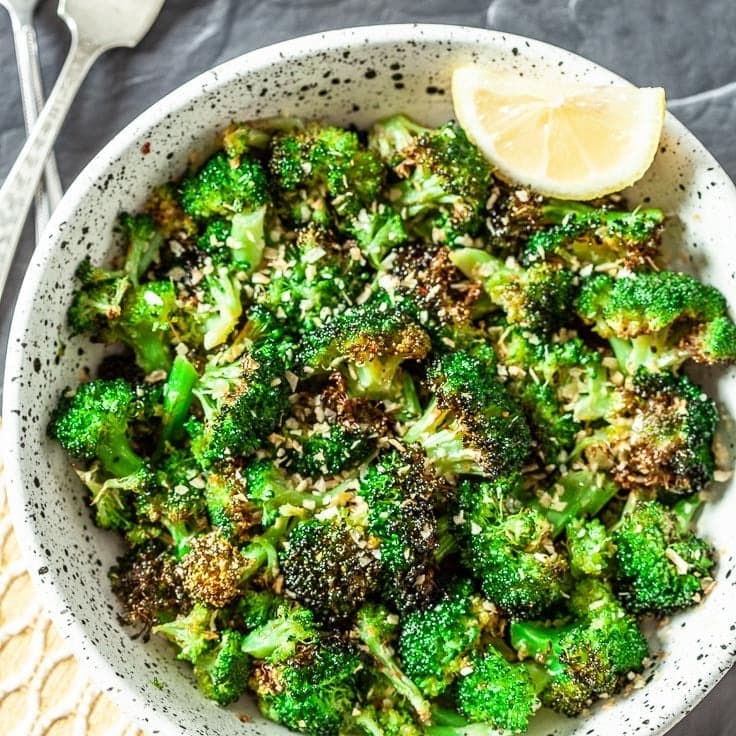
[11,15,65,236]
[0,36,99,298]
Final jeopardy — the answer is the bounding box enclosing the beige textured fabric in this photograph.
[0,465,145,736]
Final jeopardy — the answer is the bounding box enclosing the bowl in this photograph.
[4,23,736,736]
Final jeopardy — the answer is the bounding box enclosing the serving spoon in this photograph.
[0,0,166,298]
[0,0,64,239]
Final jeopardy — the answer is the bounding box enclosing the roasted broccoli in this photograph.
[613,497,715,615]
[404,349,532,477]
[577,270,736,372]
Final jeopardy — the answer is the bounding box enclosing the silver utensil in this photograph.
[0,0,64,240]
[0,0,166,298]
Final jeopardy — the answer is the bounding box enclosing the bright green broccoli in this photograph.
[152,603,217,663]
[356,604,433,723]
[241,600,318,662]
[567,518,615,578]
[180,151,269,220]
[119,212,164,286]
[302,297,431,402]
[250,636,361,736]
[193,629,251,705]
[49,378,146,477]
[576,270,736,372]
[373,116,492,246]
[397,579,488,697]
[455,648,540,734]
[613,497,715,615]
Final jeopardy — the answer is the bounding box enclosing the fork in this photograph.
[0,0,64,240]
[0,0,166,298]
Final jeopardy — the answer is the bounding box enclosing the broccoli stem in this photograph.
[538,471,619,537]
[356,607,433,723]
[161,355,199,444]
[672,495,703,535]
[97,435,144,478]
[241,517,292,583]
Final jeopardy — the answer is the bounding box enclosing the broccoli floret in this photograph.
[302,297,431,402]
[368,113,432,166]
[203,470,260,543]
[119,212,164,285]
[397,580,486,697]
[522,200,663,272]
[250,637,361,736]
[178,531,247,608]
[567,518,615,578]
[49,378,145,477]
[347,204,407,267]
[463,506,570,618]
[180,151,269,220]
[455,648,540,734]
[144,183,197,240]
[68,263,176,373]
[357,452,439,614]
[269,122,384,226]
[280,510,381,624]
[243,458,346,526]
[404,349,531,477]
[109,545,190,636]
[356,604,433,723]
[451,247,576,335]
[152,603,217,663]
[613,498,715,615]
[193,629,251,705]
[510,580,649,716]
[582,369,719,497]
[193,338,294,465]
[241,600,318,662]
[289,423,376,478]
[386,119,492,246]
[576,271,736,372]
[256,224,369,332]
[221,120,274,159]
[378,243,484,337]
[235,589,278,630]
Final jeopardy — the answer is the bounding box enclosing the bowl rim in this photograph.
[4,22,736,736]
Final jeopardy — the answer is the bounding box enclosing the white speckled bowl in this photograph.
[4,24,736,736]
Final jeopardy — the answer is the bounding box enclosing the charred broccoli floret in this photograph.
[372,116,492,246]
[302,297,430,402]
[357,452,439,614]
[250,637,361,736]
[280,509,381,624]
[510,579,649,716]
[404,349,531,477]
[451,248,576,335]
[613,498,715,615]
[522,200,663,272]
[577,270,736,372]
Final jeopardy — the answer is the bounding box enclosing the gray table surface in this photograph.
[1,0,734,733]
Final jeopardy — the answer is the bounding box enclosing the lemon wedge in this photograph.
[451,66,666,200]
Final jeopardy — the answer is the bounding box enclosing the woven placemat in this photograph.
[0,460,145,736]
